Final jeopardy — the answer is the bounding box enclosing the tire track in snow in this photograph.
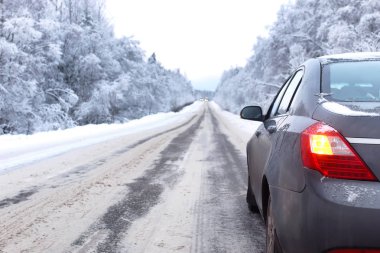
[0,115,197,210]
[192,108,265,253]
[0,188,38,209]
[71,112,205,253]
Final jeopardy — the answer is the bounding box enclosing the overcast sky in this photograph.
[105,0,289,91]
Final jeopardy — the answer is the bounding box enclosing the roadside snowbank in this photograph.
[210,101,261,143]
[0,102,202,172]
[0,101,261,173]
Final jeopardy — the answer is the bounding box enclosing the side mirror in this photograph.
[240,106,264,121]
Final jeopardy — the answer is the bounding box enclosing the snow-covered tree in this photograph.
[0,0,194,134]
[215,0,380,114]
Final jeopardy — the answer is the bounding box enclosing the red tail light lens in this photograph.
[301,122,377,181]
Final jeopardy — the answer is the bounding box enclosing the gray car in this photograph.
[241,53,380,253]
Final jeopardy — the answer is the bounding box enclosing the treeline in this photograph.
[0,0,194,134]
[214,0,380,113]
[193,90,214,100]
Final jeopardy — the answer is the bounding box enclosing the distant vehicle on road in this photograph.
[241,53,380,253]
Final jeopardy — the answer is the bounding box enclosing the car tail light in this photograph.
[329,250,380,253]
[301,122,377,181]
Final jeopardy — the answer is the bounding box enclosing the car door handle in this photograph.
[267,125,277,134]
[255,131,261,137]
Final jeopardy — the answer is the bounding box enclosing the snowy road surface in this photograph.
[0,102,265,253]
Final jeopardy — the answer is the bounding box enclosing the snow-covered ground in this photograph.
[0,101,266,253]
[0,102,203,173]
[0,101,261,174]
[209,101,261,152]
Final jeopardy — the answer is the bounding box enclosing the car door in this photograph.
[248,69,304,211]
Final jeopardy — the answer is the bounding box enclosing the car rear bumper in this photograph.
[271,169,380,253]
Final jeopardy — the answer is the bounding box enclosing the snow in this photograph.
[319,52,380,61]
[343,185,361,203]
[209,101,262,143]
[321,101,379,117]
[342,185,374,204]
[121,102,265,253]
[323,182,380,206]
[0,102,265,252]
[347,191,359,203]
[1,3,195,134]
[0,102,203,173]
[123,136,203,253]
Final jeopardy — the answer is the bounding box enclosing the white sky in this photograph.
[105,0,289,91]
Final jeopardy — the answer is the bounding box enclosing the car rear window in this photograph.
[322,61,380,102]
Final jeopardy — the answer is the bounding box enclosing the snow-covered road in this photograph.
[0,102,264,253]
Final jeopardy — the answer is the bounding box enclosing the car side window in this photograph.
[276,70,304,115]
[269,78,291,118]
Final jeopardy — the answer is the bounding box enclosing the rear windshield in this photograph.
[322,61,380,102]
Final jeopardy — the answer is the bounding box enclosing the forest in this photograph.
[0,0,194,134]
[2,0,380,134]
[214,0,380,114]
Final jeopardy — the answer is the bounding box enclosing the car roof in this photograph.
[318,52,380,64]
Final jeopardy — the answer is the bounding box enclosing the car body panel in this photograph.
[313,104,380,139]
[247,117,283,213]
[266,115,316,192]
[272,170,380,253]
